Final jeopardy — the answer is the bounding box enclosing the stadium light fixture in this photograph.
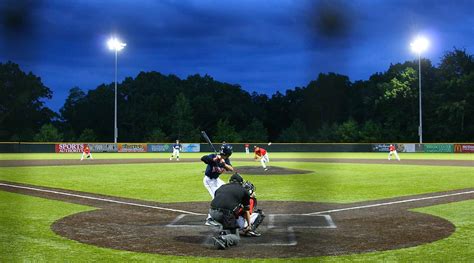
[107,37,126,143]
[410,36,429,144]
[410,36,429,54]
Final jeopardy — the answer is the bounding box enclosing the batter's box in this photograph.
[167,213,336,247]
[268,214,337,229]
[166,214,208,227]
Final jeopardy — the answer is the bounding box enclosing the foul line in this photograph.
[0,183,204,216]
[305,190,474,215]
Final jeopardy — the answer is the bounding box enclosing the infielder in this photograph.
[388,144,400,161]
[254,146,270,171]
[201,144,234,225]
[80,144,93,161]
[170,140,182,161]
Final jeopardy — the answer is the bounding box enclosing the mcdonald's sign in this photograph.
[454,144,474,153]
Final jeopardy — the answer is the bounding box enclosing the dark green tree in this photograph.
[278,119,308,142]
[430,49,474,141]
[316,123,338,142]
[0,61,54,141]
[335,119,360,142]
[214,119,241,142]
[77,128,97,142]
[146,128,167,142]
[59,87,87,140]
[241,118,268,142]
[359,121,383,142]
[169,93,200,142]
[34,123,63,142]
[373,66,419,141]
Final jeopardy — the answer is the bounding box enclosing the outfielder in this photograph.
[201,144,234,225]
[254,146,270,171]
[170,140,182,161]
[80,144,93,161]
[388,144,400,161]
[244,143,250,155]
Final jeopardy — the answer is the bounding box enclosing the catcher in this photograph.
[236,181,265,237]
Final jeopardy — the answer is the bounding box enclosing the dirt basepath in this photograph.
[1,181,473,258]
[0,158,472,167]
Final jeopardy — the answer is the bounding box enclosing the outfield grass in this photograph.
[0,153,473,261]
[0,152,473,160]
[0,161,472,203]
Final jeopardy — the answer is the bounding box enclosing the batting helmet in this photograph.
[220,144,233,157]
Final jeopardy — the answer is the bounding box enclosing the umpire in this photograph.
[210,173,252,249]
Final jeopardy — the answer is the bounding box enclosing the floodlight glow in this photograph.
[410,36,429,54]
[107,37,126,51]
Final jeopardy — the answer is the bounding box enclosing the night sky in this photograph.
[1,0,474,112]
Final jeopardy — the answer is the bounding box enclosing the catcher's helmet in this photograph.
[229,172,243,184]
[220,144,233,157]
[243,181,255,195]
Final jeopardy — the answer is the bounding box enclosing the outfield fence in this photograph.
[0,142,473,153]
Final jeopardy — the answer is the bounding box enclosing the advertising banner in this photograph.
[118,143,147,153]
[372,144,390,152]
[182,143,200,152]
[89,143,117,152]
[147,144,172,152]
[147,143,200,152]
[398,144,416,153]
[372,144,408,152]
[55,143,84,153]
[454,144,474,153]
[423,144,454,153]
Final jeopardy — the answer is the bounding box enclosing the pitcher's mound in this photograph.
[235,166,312,175]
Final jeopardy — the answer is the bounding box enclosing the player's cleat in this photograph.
[205,218,220,226]
[264,168,268,171]
[246,230,261,237]
[177,158,179,161]
[212,236,226,250]
[169,157,172,160]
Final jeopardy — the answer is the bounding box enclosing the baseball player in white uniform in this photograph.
[170,140,182,161]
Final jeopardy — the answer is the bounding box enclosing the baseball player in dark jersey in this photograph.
[170,140,182,161]
[201,144,234,225]
[209,173,251,249]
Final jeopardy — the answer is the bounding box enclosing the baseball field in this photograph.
[0,152,473,262]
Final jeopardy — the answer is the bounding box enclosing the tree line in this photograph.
[1,48,473,143]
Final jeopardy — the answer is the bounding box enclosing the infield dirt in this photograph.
[1,181,472,258]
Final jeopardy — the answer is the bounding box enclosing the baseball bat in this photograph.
[201,131,239,174]
[201,131,218,154]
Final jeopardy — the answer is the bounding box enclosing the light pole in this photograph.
[107,37,126,143]
[410,36,429,144]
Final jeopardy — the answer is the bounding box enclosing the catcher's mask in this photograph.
[243,181,255,195]
[229,172,243,184]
